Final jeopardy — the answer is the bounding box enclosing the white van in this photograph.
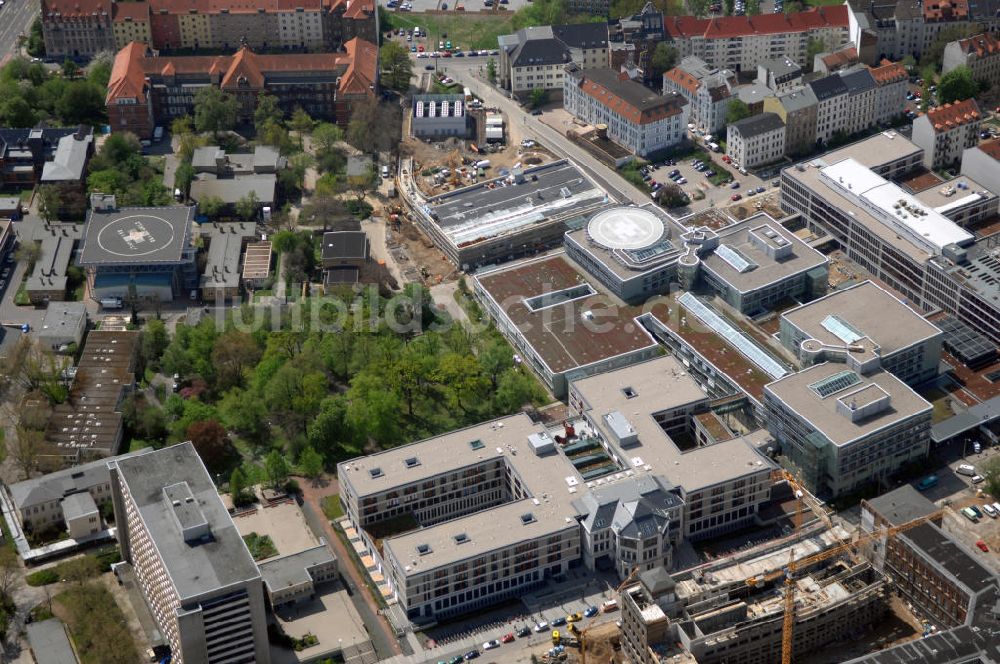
[983,504,998,518]
[381,165,390,178]
[957,464,977,476]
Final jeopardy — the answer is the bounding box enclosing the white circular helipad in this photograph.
[587,207,664,250]
[95,214,177,258]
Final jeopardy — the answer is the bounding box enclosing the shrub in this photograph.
[26,569,60,587]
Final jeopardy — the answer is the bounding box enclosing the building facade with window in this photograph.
[726,112,786,169]
[911,98,982,169]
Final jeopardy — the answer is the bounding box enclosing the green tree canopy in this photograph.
[199,196,226,219]
[194,87,237,137]
[254,92,283,130]
[649,43,678,81]
[528,88,549,110]
[726,99,751,124]
[938,65,980,105]
[380,41,413,92]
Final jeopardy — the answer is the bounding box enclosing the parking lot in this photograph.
[382,0,530,14]
[644,152,777,213]
[387,26,499,59]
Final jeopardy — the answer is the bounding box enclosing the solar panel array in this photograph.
[936,315,997,367]
[809,369,862,398]
[821,314,864,344]
[626,239,675,263]
[678,292,789,379]
[714,244,757,273]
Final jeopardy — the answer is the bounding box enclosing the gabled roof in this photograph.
[730,112,785,138]
[809,73,848,101]
[664,66,700,95]
[821,46,858,70]
[42,0,111,18]
[922,98,980,133]
[664,5,847,39]
[221,47,265,89]
[841,68,876,95]
[112,1,149,21]
[973,137,1000,161]
[106,41,149,104]
[571,67,686,125]
[956,32,1000,57]
[870,59,907,85]
[340,37,378,94]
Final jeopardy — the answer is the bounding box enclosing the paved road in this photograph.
[0,0,39,63]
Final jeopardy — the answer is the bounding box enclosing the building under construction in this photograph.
[620,526,890,664]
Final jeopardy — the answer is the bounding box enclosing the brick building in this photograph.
[106,38,378,138]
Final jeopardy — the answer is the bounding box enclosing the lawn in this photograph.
[384,12,514,50]
[243,532,279,561]
[54,583,138,664]
[321,494,344,520]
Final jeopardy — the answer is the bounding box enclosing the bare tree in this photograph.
[10,424,43,480]
[0,547,21,599]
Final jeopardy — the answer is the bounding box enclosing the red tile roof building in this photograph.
[912,99,981,169]
[42,0,375,58]
[564,66,688,157]
[106,38,378,139]
[943,33,1000,92]
[662,6,849,72]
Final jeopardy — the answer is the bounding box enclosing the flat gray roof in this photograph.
[41,131,92,182]
[25,619,77,664]
[259,543,336,593]
[190,175,276,206]
[701,215,828,293]
[781,280,941,355]
[61,490,98,520]
[110,442,261,601]
[79,206,193,266]
[810,130,923,172]
[25,222,81,294]
[764,363,932,446]
[8,449,152,509]
[37,301,87,341]
[200,222,258,291]
[931,394,1000,443]
[864,485,936,526]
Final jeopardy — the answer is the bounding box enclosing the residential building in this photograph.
[77,203,198,302]
[726,112,786,169]
[861,485,996,628]
[337,357,774,622]
[563,66,689,157]
[763,86,818,157]
[109,442,271,664]
[911,98,981,169]
[106,38,378,139]
[6,447,152,539]
[37,301,87,352]
[321,228,370,285]
[40,0,114,59]
[756,57,802,92]
[473,251,660,397]
[813,44,859,73]
[663,56,736,134]
[809,73,849,144]
[869,58,908,125]
[43,0,375,56]
[41,331,140,466]
[944,32,1000,89]
[497,23,609,94]
[780,132,1000,345]
[0,126,93,189]
[764,361,932,497]
[780,280,943,386]
[961,138,1000,195]
[414,160,607,269]
[411,94,469,139]
[188,145,282,214]
[258,544,338,607]
[660,6,850,73]
[841,67,877,136]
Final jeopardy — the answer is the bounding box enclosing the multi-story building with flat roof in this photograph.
[780,132,1000,345]
[564,66,688,157]
[764,362,932,497]
[726,112,786,169]
[779,280,943,386]
[109,442,270,664]
[338,356,774,623]
[911,98,982,169]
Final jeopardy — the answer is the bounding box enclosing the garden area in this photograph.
[243,533,279,561]
[52,582,138,664]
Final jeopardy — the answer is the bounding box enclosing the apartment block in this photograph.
[106,39,378,139]
[498,23,609,94]
[961,138,1000,195]
[727,112,786,170]
[41,0,115,59]
[779,280,943,386]
[112,3,152,50]
[338,356,774,623]
[911,99,982,170]
[756,57,802,92]
[944,32,1000,90]
[564,66,689,157]
[110,443,271,664]
[663,56,736,134]
[841,68,877,136]
[762,86,818,157]
[809,73,849,144]
[780,133,1000,345]
[869,59,908,125]
[764,362,932,497]
[660,7,849,73]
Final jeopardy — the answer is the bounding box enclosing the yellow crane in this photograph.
[744,509,944,664]
[776,469,834,533]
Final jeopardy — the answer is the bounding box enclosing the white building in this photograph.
[911,98,982,169]
[870,59,909,125]
[110,443,271,664]
[564,66,688,157]
[497,23,609,94]
[37,301,87,352]
[757,56,803,92]
[943,33,1000,91]
[727,112,786,169]
[411,94,469,139]
[961,138,1000,196]
[809,73,849,144]
[663,56,735,134]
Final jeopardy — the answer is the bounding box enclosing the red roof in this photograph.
[870,59,907,85]
[580,76,683,125]
[923,0,968,21]
[343,0,374,19]
[821,47,858,70]
[42,0,111,17]
[957,32,1000,57]
[977,138,1000,161]
[107,42,149,104]
[112,1,149,22]
[148,0,326,12]
[926,98,981,133]
[665,66,699,95]
[665,5,846,39]
[339,37,378,94]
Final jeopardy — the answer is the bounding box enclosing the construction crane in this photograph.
[775,469,834,533]
[615,566,640,595]
[744,508,945,664]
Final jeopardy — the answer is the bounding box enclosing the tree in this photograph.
[298,446,324,482]
[9,424,43,480]
[901,54,917,73]
[211,330,261,391]
[0,97,36,127]
[186,419,232,472]
[230,467,251,506]
[938,65,980,105]
[649,42,678,80]
[380,41,413,92]
[140,319,169,371]
[62,58,79,79]
[171,115,194,137]
[486,57,497,84]
[173,162,195,200]
[289,107,315,148]
[0,547,21,599]
[235,190,260,221]
[26,18,45,58]
[529,87,549,110]
[193,87,236,138]
[254,92,283,131]
[312,122,344,155]
[805,37,825,73]
[264,450,290,490]
[726,99,751,124]
[346,97,379,153]
[983,456,1000,503]
[61,556,101,586]
[199,195,226,219]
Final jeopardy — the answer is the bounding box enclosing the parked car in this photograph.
[483,640,500,650]
[551,617,567,627]
[958,463,977,476]
[425,64,435,70]
[517,627,531,638]
[973,441,982,454]
[602,599,619,612]
[534,622,549,632]
[676,177,687,185]
[731,194,742,201]
[567,613,582,623]
[449,657,463,664]
[730,181,740,189]
[976,540,989,552]
[972,474,985,484]
[584,606,599,618]
[501,633,516,643]
[962,507,979,522]
[464,651,479,660]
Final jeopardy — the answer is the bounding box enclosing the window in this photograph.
[405,457,420,468]
[454,533,470,544]
[417,543,432,555]
[520,513,536,525]
[469,439,485,450]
